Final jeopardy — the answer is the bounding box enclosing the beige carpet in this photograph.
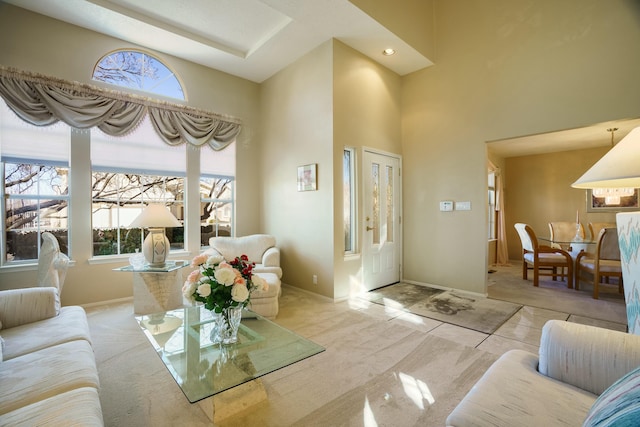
[86,263,627,426]
[87,289,498,426]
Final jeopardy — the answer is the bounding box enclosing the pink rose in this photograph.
[187,270,200,283]
[191,253,208,267]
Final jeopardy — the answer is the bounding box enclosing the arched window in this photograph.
[92,50,185,100]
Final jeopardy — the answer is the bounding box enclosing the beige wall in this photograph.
[503,146,616,261]
[259,41,335,298]
[349,0,436,61]
[401,0,640,295]
[258,39,403,300]
[332,40,403,299]
[0,4,260,305]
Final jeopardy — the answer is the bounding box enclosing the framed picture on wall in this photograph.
[297,164,317,191]
[586,189,640,212]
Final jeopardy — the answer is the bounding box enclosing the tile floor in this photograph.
[357,263,628,358]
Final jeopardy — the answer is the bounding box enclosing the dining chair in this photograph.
[588,222,616,242]
[548,221,585,251]
[514,223,574,288]
[575,227,623,299]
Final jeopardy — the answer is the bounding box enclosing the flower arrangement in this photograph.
[182,253,268,314]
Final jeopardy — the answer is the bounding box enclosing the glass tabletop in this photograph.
[134,306,325,403]
[113,260,189,273]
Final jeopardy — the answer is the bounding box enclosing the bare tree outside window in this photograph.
[91,172,185,256]
[200,177,234,245]
[93,50,185,100]
[4,163,70,261]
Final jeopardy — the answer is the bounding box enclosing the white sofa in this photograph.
[0,287,104,426]
[205,234,282,319]
[447,320,640,426]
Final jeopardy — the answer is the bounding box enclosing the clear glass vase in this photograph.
[209,306,242,345]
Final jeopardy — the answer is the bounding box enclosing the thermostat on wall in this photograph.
[440,200,454,212]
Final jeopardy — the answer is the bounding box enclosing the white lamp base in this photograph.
[142,227,170,267]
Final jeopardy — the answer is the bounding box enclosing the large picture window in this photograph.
[91,116,185,257]
[0,66,239,267]
[1,104,70,264]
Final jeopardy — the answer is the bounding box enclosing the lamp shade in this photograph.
[572,126,640,189]
[129,204,181,228]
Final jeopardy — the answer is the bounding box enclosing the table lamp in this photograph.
[572,126,640,334]
[129,203,181,268]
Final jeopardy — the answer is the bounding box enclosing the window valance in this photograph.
[0,66,241,150]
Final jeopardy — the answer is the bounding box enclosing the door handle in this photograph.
[366,226,374,231]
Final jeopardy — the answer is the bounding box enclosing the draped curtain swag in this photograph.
[0,66,241,150]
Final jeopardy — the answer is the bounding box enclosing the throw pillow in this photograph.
[583,364,640,426]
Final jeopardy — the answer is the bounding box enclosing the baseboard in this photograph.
[281,282,335,303]
[80,296,133,309]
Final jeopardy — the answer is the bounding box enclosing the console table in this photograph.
[114,261,189,315]
[134,306,324,423]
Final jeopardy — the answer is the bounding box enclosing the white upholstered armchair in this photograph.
[204,234,282,318]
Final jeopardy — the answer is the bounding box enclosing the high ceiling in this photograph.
[4,0,432,83]
[7,0,637,156]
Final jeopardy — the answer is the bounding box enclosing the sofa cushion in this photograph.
[582,364,640,427]
[1,306,92,361]
[0,339,100,415]
[0,387,104,426]
[446,349,596,426]
[0,287,59,329]
[539,320,640,395]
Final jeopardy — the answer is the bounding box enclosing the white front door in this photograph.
[362,150,401,291]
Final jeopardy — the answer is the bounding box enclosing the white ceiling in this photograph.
[487,117,640,158]
[5,0,433,83]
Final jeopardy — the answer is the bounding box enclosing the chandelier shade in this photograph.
[572,127,640,189]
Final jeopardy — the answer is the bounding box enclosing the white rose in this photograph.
[214,266,237,286]
[196,283,212,297]
[206,254,224,266]
[231,283,249,302]
[252,275,268,292]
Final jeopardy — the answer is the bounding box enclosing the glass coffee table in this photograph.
[135,305,324,422]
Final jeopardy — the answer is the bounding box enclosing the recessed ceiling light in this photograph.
[382,48,396,56]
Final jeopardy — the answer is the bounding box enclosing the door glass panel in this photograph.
[372,163,380,244]
[386,165,393,243]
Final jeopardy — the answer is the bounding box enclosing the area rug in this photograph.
[361,282,523,334]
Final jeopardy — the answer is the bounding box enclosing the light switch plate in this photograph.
[456,201,471,211]
[440,201,454,212]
